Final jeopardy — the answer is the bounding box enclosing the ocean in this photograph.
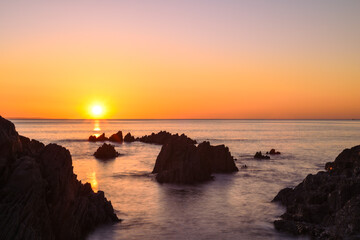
[12,119,360,240]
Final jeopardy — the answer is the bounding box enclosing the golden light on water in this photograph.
[88,172,98,192]
[93,120,101,131]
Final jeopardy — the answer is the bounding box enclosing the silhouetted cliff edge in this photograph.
[0,116,119,240]
[273,145,360,239]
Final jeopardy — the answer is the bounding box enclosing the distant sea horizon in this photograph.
[7,118,360,121]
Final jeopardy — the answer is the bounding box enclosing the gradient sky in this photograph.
[1,0,359,119]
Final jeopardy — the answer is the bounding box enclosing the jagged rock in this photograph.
[272,145,360,239]
[138,131,196,145]
[19,135,45,157]
[94,143,120,159]
[152,140,238,184]
[88,133,108,142]
[123,133,136,142]
[108,131,123,143]
[0,116,120,240]
[254,151,270,159]
[267,149,281,155]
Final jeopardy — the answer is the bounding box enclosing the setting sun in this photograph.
[91,105,104,118]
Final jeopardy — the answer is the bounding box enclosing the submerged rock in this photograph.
[254,151,270,159]
[0,116,120,240]
[123,133,136,142]
[267,149,281,155]
[94,143,120,159]
[88,133,108,142]
[109,131,123,143]
[273,145,360,239]
[152,139,238,184]
[139,131,196,145]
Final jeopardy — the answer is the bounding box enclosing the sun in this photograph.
[91,105,104,118]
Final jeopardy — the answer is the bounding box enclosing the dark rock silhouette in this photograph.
[152,140,238,184]
[241,164,248,169]
[0,116,120,240]
[123,133,136,142]
[109,131,123,143]
[267,149,281,155]
[88,133,108,142]
[273,145,360,239]
[254,151,270,159]
[94,143,120,159]
[139,131,196,145]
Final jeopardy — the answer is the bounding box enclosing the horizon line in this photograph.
[6,117,360,121]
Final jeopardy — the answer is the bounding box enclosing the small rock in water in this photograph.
[268,149,281,155]
[94,143,120,159]
[124,132,136,142]
[89,133,108,142]
[109,131,123,143]
[138,131,196,145]
[254,151,270,159]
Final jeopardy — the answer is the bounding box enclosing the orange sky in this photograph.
[1,1,359,119]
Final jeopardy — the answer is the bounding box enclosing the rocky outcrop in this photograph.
[273,145,360,239]
[139,131,196,145]
[0,116,120,240]
[88,133,108,142]
[123,133,136,142]
[267,149,281,155]
[94,143,120,159]
[254,151,270,159]
[108,131,123,143]
[152,139,238,184]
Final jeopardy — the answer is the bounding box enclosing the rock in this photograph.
[94,143,120,159]
[0,116,120,240]
[123,133,136,142]
[19,135,45,157]
[268,149,281,155]
[197,141,239,173]
[241,164,248,169]
[254,151,270,159]
[138,131,196,145]
[108,131,123,143]
[272,145,360,239]
[88,133,108,142]
[152,140,238,184]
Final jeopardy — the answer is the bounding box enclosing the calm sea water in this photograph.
[11,119,360,240]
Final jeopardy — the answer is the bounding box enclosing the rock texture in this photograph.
[273,145,360,239]
[139,131,196,145]
[267,149,281,155]
[254,151,270,159]
[152,139,238,184]
[94,143,120,159]
[108,131,123,143]
[123,133,136,143]
[0,116,120,240]
[88,133,108,142]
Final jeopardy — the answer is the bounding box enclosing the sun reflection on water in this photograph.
[93,120,101,131]
[87,172,98,192]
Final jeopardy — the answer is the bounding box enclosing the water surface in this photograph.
[12,119,360,240]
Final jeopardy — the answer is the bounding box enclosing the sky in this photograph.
[1,0,359,119]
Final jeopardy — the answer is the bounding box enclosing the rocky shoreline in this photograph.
[0,116,120,240]
[273,145,360,239]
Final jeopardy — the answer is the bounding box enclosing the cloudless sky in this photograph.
[1,0,359,119]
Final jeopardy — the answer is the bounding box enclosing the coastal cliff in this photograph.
[0,116,120,240]
[273,145,360,239]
